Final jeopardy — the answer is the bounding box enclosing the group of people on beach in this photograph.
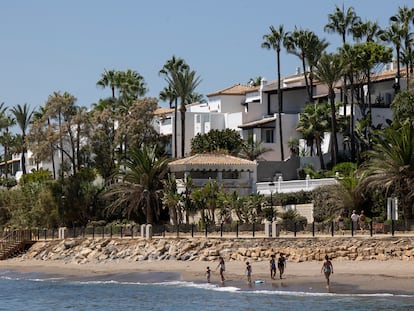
[206,254,334,287]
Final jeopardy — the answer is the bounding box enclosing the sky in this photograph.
[0,0,410,114]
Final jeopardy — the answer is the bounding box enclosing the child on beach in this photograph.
[245,262,252,284]
[321,255,334,287]
[216,256,225,282]
[269,255,276,279]
[206,266,211,283]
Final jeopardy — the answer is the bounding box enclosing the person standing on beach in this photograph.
[245,262,252,284]
[321,255,333,287]
[206,266,211,283]
[216,256,225,282]
[278,254,286,279]
[351,210,359,232]
[269,255,276,279]
[359,210,366,232]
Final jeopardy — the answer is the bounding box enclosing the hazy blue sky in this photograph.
[0,0,410,111]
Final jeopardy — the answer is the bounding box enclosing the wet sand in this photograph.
[1,258,413,295]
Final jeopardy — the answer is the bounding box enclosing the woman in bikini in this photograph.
[321,255,334,287]
[216,256,226,282]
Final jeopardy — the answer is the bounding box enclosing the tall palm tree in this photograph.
[96,69,122,99]
[285,28,329,103]
[390,6,414,88]
[10,103,33,175]
[358,122,414,229]
[261,24,288,160]
[0,112,16,178]
[159,56,189,158]
[296,102,330,170]
[103,145,170,224]
[314,52,344,166]
[380,22,405,93]
[166,67,201,158]
[325,4,360,45]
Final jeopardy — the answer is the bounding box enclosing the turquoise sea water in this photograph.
[0,270,413,311]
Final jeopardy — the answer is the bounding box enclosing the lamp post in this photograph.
[269,181,275,221]
[61,195,66,227]
[393,74,400,94]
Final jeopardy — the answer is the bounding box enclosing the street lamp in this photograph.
[269,181,275,221]
[393,74,400,94]
[61,195,66,227]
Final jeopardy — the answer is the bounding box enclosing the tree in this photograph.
[380,22,406,93]
[103,145,170,224]
[261,24,288,160]
[358,122,414,229]
[159,56,189,158]
[285,28,329,103]
[165,66,201,158]
[162,174,183,225]
[314,52,344,166]
[391,90,414,121]
[325,4,360,45]
[191,129,244,155]
[11,103,33,175]
[239,133,271,160]
[296,102,330,170]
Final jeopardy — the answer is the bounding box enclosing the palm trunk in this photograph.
[277,51,284,160]
[315,135,325,170]
[329,90,338,166]
[180,101,186,158]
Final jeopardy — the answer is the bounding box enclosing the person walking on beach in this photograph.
[321,255,333,287]
[278,253,286,279]
[351,210,359,232]
[216,256,225,282]
[359,210,366,232]
[206,266,211,283]
[269,254,276,279]
[245,261,252,284]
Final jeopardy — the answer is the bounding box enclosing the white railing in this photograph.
[256,177,338,194]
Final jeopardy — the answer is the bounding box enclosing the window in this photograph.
[222,171,239,179]
[263,129,274,143]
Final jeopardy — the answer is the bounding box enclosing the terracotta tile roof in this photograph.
[169,153,256,172]
[207,84,257,97]
[154,107,174,116]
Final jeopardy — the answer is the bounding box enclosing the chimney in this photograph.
[295,67,301,75]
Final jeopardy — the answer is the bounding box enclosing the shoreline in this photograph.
[1,258,413,295]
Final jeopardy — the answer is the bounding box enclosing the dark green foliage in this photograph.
[191,129,244,155]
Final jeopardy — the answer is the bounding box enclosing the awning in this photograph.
[238,116,277,129]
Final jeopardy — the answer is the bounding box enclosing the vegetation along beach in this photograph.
[1,2,414,310]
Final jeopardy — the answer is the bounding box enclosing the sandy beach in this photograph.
[1,258,413,295]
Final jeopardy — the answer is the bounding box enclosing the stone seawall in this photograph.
[21,237,414,264]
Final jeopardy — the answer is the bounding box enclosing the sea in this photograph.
[0,269,413,311]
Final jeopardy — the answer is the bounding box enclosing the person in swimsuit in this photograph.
[278,253,286,279]
[216,256,225,282]
[206,266,211,283]
[245,261,252,284]
[321,255,334,287]
[269,254,276,279]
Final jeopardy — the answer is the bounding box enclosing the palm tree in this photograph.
[390,6,414,88]
[285,28,329,103]
[159,56,189,158]
[166,67,202,158]
[0,113,16,178]
[239,133,271,160]
[314,52,344,166]
[325,4,360,118]
[10,103,33,175]
[162,174,183,226]
[103,145,170,224]
[358,122,414,229]
[380,22,405,93]
[261,24,288,160]
[296,102,330,170]
[325,4,360,45]
[96,69,122,99]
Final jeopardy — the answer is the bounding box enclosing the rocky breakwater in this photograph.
[21,237,414,264]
